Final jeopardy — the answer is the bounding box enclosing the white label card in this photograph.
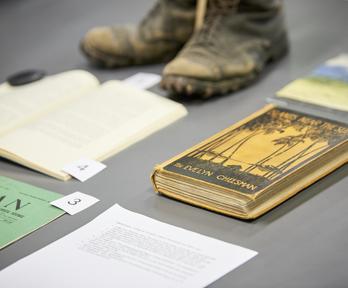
[50,192,99,215]
[122,72,162,90]
[60,157,106,182]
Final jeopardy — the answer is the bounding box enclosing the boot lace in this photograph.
[209,0,240,14]
[195,0,240,46]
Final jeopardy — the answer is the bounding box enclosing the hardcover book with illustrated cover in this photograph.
[152,104,348,219]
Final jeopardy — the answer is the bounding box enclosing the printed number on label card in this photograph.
[60,157,106,182]
[50,192,100,215]
[68,198,81,205]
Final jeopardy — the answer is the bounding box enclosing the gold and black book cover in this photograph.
[153,104,348,200]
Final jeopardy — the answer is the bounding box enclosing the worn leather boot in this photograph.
[80,0,197,68]
[161,0,288,97]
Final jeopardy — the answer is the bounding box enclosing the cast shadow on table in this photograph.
[155,162,348,226]
[255,162,348,224]
[0,157,46,182]
[0,157,81,190]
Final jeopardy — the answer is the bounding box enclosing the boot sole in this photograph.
[160,72,258,98]
[80,41,180,68]
[160,32,289,98]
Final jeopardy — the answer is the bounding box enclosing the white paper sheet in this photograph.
[0,204,257,288]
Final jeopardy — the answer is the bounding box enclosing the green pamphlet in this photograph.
[0,176,65,249]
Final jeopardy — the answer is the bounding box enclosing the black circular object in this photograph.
[7,69,46,86]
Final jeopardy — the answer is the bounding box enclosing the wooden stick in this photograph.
[194,0,208,31]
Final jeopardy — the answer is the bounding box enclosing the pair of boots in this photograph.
[81,0,288,98]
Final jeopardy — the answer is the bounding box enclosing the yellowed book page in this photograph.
[0,70,99,137]
[0,82,12,95]
[0,81,187,180]
[277,53,348,111]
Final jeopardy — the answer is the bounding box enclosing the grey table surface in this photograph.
[1,0,348,287]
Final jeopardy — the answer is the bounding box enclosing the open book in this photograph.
[0,70,187,180]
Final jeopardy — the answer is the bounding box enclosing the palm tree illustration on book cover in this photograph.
[164,108,348,194]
